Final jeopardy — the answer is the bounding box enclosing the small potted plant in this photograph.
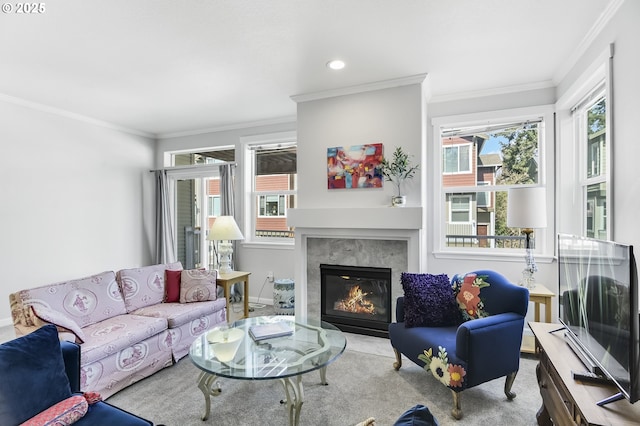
[380,146,419,206]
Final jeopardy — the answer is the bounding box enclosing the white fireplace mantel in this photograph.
[288,206,423,230]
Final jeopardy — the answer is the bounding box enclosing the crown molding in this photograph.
[429,80,555,104]
[552,0,624,85]
[290,73,429,103]
[156,115,297,140]
[0,93,155,139]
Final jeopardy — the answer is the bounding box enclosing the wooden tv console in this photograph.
[530,322,640,425]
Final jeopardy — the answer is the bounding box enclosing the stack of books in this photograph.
[249,321,293,341]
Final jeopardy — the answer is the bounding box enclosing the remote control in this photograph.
[572,370,613,385]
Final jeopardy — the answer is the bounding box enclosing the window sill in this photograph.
[433,250,554,263]
[241,241,294,250]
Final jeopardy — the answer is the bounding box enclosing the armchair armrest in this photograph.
[395,297,405,322]
[61,340,81,393]
[456,312,525,363]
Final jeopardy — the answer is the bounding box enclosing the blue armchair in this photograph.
[388,270,529,420]
[0,324,153,426]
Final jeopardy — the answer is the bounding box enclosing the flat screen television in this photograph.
[558,233,640,405]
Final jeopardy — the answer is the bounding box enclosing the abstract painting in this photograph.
[327,143,384,189]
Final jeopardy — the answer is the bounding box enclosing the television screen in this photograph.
[558,234,640,404]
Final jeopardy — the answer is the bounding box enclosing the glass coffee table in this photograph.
[189,315,347,426]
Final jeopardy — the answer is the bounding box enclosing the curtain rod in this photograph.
[149,161,237,173]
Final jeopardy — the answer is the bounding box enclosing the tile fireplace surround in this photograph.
[288,207,425,323]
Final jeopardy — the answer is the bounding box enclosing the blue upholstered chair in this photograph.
[0,325,153,426]
[388,270,529,420]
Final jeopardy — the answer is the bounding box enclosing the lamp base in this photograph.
[518,268,536,289]
[218,243,233,274]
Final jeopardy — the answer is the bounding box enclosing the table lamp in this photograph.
[507,187,547,288]
[207,216,244,274]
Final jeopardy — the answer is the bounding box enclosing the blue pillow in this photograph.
[394,404,439,426]
[401,273,461,327]
[0,324,72,425]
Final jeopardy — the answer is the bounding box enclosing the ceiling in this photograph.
[0,0,616,137]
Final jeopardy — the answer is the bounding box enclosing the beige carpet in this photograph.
[107,321,542,425]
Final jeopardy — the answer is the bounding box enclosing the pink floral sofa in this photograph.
[9,262,227,399]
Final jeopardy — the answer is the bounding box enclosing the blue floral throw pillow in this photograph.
[401,273,461,327]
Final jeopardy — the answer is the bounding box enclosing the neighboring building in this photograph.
[442,135,502,247]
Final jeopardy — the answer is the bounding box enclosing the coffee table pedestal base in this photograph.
[196,367,328,426]
[196,371,222,421]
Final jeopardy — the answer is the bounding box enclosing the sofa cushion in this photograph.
[31,305,86,343]
[132,299,226,329]
[180,269,217,303]
[0,324,72,425]
[117,263,182,312]
[400,273,461,327]
[18,271,127,328]
[21,394,88,426]
[165,269,182,303]
[80,314,168,365]
[451,272,491,321]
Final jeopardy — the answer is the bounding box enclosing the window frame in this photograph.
[576,90,609,240]
[442,143,472,174]
[241,131,297,247]
[556,44,613,242]
[449,194,472,223]
[432,105,555,260]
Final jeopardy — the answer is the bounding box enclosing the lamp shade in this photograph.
[207,216,244,241]
[507,187,547,229]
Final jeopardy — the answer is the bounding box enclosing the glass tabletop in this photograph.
[189,316,347,380]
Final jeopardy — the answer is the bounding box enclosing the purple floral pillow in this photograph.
[401,273,461,327]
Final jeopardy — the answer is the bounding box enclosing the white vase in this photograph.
[391,196,406,207]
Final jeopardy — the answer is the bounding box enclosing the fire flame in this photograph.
[334,285,376,314]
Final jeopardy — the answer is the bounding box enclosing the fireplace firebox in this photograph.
[320,264,391,338]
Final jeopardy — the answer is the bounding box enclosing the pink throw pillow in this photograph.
[179,269,217,303]
[20,394,88,426]
[165,269,182,303]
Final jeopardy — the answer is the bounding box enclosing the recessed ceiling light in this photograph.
[327,59,346,70]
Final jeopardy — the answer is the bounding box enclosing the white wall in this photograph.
[296,83,425,208]
[0,100,156,324]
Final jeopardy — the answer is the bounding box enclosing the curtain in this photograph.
[219,164,242,298]
[219,164,238,269]
[155,170,177,264]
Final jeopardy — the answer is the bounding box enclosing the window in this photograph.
[450,195,471,222]
[243,132,297,243]
[575,91,608,239]
[433,106,552,253]
[477,181,490,207]
[208,195,221,218]
[443,144,471,173]
[259,194,286,217]
[166,148,235,269]
[556,45,612,241]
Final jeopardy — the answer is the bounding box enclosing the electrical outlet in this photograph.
[267,271,274,282]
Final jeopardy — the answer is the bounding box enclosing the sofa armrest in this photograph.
[455,312,525,363]
[61,340,81,393]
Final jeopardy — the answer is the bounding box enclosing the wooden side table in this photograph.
[521,284,555,353]
[216,271,251,322]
